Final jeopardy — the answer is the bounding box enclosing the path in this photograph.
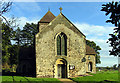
[58,78,76,83]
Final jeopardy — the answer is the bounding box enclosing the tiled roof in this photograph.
[86,45,96,55]
[39,11,55,23]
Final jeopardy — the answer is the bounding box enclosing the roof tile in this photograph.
[86,45,96,55]
[39,11,55,23]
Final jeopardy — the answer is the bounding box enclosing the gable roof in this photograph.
[39,11,56,23]
[58,13,86,37]
[46,13,86,37]
[86,45,96,55]
[38,11,86,37]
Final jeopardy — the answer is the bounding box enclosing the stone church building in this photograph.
[17,9,96,78]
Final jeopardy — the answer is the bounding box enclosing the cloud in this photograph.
[7,2,41,19]
[74,22,114,53]
[2,16,39,27]
[74,22,114,37]
[118,57,120,64]
[101,56,117,58]
[74,22,118,67]
[97,57,118,67]
[16,16,40,29]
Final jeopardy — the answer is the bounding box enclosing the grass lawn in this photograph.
[1,76,62,83]
[1,70,119,83]
[71,70,119,83]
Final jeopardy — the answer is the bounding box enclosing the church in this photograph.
[17,8,96,78]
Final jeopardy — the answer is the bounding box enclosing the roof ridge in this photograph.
[60,13,86,37]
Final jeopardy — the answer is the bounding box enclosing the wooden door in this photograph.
[58,64,62,78]
[61,64,65,78]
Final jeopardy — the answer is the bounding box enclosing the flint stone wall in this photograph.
[36,14,89,78]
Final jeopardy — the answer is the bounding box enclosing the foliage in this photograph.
[20,23,38,47]
[86,40,101,64]
[0,1,12,15]
[113,64,117,70]
[13,27,22,46]
[2,23,13,67]
[71,70,118,82]
[106,66,110,70]
[0,18,2,66]
[101,1,120,57]
[1,21,38,69]
[0,0,12,26]
[2,21,18,67]
[0,0,20,69]
[9,45,18,65]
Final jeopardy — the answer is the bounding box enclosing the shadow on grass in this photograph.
[2,70,35,77]
[2,72,20,76]
[2,81,62,83]
[23,76,31,82]
[2,71,62,83]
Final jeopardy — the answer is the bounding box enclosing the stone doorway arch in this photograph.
[55,58,67,78]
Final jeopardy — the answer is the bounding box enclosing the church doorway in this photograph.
[56,59,67,78]
[88,62,92,72]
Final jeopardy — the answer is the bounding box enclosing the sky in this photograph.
[4,2,119,67]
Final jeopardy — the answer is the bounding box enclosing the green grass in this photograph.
[1,76,62,83]
[71,70,119,83]
[1,70,119,83]
[2,76,13,81]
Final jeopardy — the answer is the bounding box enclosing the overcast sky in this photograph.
[4,2,118,67]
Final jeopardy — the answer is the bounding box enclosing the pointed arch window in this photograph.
[88,62,92,72]
[57,35,61,55]
[57,32,67,56]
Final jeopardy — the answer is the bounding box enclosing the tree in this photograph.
[86,40,101,64]
[13,27,22,46]
[2,22,38,68]
[12,27,23,65]
[113,64,117,70]
[101,1,120,57]
[0,1,12,65]
[20,23,38,47]
[2,22,13,67]
[0,0,20,69]
[2,21,18,68]
[0,18,2,60]
[106,66,110,70]
[0,0,12,26]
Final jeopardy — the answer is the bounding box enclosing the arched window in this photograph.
[57,35,61,55]
[57,32,67,56]
[88,62,92,72]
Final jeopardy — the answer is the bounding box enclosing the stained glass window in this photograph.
[57,33,67,56]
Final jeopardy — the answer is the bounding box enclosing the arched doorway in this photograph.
[88,62,92,72]
[56,59,67,78]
